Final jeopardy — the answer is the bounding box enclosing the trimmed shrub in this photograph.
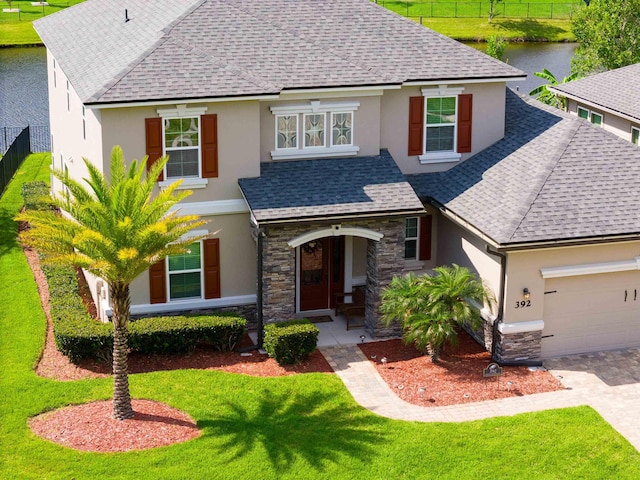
[129,314,246,355]
[21,181,51,211]
[263,319,319,365]
[42,262,113,363]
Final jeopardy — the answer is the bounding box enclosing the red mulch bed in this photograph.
[359,334,562,407]
[29,399,200,452]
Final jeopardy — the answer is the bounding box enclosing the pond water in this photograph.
[0,47,49,128]
[0,42,577,130]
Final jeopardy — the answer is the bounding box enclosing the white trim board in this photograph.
[497,319,544,334]
[288,226,384,248]
[540,256,640,279]
[169,198,249,216]
[104,294,257,317]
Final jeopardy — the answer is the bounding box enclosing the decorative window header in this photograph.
[421,85,465,98]
[157,104,208,118]
[270,100,360,116]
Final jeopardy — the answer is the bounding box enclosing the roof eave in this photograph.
[549,87,640,124]
[253,207,426,226]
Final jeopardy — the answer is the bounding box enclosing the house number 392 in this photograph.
[514,300,531,309]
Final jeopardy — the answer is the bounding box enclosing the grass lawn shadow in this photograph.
[0,207,19,258]
[199,388,387,474]
[496,19,569,40]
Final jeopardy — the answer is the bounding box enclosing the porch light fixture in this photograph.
[360,335,366,344]
[523,288,530,300]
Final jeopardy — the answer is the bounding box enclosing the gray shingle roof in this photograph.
[239,150,424,223]
[35,0,524,104]
[408,90,640,246]
[552,64,640,122]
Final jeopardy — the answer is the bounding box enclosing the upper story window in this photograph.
[632,126,640,146]
[409,86,472,164]
[577,106,603,127]
[147,104,218,189]
[164,117,200,178]
[271,101,359,160]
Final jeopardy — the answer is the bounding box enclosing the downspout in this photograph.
[485,246,506,362]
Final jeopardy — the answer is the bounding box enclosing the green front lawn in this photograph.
[1,154,640,479]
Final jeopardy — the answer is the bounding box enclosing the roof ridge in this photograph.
[225,0,398,85]
[88,0,206,103]
[507,118,583,243]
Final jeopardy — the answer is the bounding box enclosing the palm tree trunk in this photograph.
[111,282,133,420]
[427,342,441,363]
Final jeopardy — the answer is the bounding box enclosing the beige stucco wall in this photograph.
[567,99,639,143]
[380,83,506,175]
[130,213,256,306]
[436,215,501,308]
[100,100,261,201]
[503,240,640,325]
[352,236,368,282]
[258,95,381,162]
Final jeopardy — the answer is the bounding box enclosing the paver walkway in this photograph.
[321,344,640,451]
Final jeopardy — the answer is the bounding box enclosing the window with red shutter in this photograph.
[408,96,424,156]
[457,94,473,153]
[201,114,218,178]
[203,238,221,299]
[145,117,164,181]
[149,259,167,304]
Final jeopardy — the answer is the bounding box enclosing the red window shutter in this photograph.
[408,96,424,156]
[203,238,221,299]
[419,215,432,261]
[457,94,473,153]
[145,117,164,181]
[201,114,218,178]
[149,259,167,304]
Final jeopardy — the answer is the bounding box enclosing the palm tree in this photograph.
[381,265,492,362]
[529,69,581,109]
[18,146,205,419]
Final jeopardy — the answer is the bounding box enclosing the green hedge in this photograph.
[22,181,247,363]
[129,314,246,355]
[263,319,319,365]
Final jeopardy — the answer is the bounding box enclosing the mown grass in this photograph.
[0,0,83,46]
[1,154,640,479]
[377,0,583,19]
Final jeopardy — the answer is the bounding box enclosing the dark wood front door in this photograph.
[299,237,344,311]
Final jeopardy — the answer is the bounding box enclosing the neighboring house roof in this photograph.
[239,150,424,224]
[551,63,640,123]
[34,0,524,105]
[408,90,640,246]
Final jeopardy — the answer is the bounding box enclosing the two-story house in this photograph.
[550,63,640,145]
[36,0,640,363]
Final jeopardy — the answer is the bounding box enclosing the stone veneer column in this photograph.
[261,226,297,324]
[364,218,405,338]
[494,330,542,362]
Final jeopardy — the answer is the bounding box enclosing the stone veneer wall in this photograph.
[493,330,542,362]
[261,217,406,337]
[464,317,494,353]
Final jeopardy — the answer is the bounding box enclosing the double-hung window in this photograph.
[404,216,432,263]
[271,101,359,160]
[631,126,639,146]
[409,86,472,163]
[577,106,603,127]
[147,104,217,188]
[168,242,202,300]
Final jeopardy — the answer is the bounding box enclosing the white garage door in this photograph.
[541,271,640,358]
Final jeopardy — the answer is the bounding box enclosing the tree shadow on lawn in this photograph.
[199,388,387,474]
[496,19,569,40]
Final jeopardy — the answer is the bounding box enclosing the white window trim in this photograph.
[270,101,360,160]
[303,112,326,149]
[167,240,204,302]
[577,105,604,127]
[66,80,70,112]
[419,85,464,164]
[275,114,299,150]
[156,104,208,181]
[162,116,201,180]
[330,111,354,147]
[82,106,86,141]
[632,126,640,145]
[53,58,56,88]
[404,217,419,261]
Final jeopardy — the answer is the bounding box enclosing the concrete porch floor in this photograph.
[249,313,391,347]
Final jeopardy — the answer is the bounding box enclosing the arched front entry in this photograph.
[289,226,384,313]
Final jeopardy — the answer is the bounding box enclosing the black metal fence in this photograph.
[0,126,31,197]
[374,1,580,19]
[0,125,50,155]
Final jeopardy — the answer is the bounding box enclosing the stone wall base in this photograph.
[494,329,542,363]
[464,317,494,353]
